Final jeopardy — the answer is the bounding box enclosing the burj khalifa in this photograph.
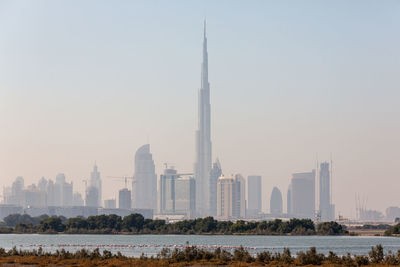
[195,21,212,216]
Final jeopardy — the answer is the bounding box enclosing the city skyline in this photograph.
[1,1,400,218]
[1,155,398,221]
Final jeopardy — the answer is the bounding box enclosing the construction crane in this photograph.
[106,176,136,189]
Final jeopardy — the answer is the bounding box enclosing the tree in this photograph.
[66,217,88,230]
[107,214,122,231]
[195,217,217,233]
[14,223,34,233]
[144,219,165,231]
[4,214,21,227]
[317,221,347,235]
[39,217,66,232]
[122,213,144,231]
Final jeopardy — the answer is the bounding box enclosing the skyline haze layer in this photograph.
[1,0,400,218]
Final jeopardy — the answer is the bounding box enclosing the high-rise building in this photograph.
[288,171,315,219]
[9,176,24,206]
[119,188,131,209]
[55,173,65,206]
[37,177,48,192]
[72,192,84,206]
[2,187,11,204]
[319,162,334,220]
[62,181,73,207]
[217,174,246,219]
[133,144,157,211]
[56,173,66,184]
[209,159,222,216]
[85,186,99,207]
[217,176,233,219]
[104,199,116,209]
[195,21,212,216]
[287,185,292,215]
[46,180,56,206]
[55,173,73,207]
[90,164,102,207]
[175,177,196,218]
[23,185,46,208]
[386,207,400,222]
[159,168,179,214]
[159,168,195,218]
[247,175,262,216]
[234,174,246,218]
[270,187,283,215]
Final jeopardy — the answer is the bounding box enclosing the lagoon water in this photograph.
[0,234,399,257]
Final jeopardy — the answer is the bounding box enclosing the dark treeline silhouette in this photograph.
[1,213,348,235]
[0,244,398,266]
[356,224,391,230]
[385,223,400,236]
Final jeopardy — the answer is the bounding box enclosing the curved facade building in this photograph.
[270,187,283,215]
[133,144,157,211]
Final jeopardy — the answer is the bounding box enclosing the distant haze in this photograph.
[1,0,399,218]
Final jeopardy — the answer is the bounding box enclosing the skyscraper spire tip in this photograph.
[203,19,206,38]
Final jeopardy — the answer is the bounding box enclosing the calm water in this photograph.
[0,234,399,257]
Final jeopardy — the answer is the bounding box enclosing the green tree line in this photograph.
[1,213,347,235]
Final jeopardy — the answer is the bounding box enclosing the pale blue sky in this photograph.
[1,0,399,217]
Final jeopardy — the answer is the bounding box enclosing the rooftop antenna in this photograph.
[204,18,207,37]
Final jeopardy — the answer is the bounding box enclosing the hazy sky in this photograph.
[1,0,399,218]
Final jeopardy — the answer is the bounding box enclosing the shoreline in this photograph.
[0,230,395,237]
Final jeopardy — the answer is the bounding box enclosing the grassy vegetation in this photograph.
[0,244,398,266]
[0,213,348,235]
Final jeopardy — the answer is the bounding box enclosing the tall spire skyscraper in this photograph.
[195,20,212,216]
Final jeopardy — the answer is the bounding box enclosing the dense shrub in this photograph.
[296,247,325,265]
[317,221,348,235]
[4,214,49,227]
[0,244,397,266]
[385,223,400,236]
[0,244,398,266]
[38,217,66,233]
[2,213,352,236]
[369,244,384,264]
